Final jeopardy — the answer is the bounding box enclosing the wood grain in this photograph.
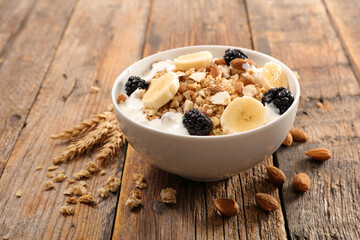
[0,0,78,176]
[246,0,360,238]
[0,0,150,239]
[113,0,286,239]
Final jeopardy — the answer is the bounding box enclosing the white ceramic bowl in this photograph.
[112,45,300,181]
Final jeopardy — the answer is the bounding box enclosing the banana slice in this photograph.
[173,51,213,71]
[142,72,179,110]
[261,62,288,90]
[221,97,266,134]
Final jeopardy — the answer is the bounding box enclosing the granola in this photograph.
[125,190,141,210]
[160,188,176,204]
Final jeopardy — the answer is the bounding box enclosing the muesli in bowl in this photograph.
[117,48,294,136]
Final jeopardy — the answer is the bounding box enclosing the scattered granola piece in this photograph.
[3,233,10,240]
[60,206,75,216]
[66,197,77,204]
[133,173,147,189]
[56,170,65,175]
[316,102,323,108]
[68,179,75,184]
[79,181,87,187]
[125,190,141,210]
[73,169,91,180]
[35,165,43,171]
[100,170,106,175]
[79,194,95,204]
[106,176,121,192]
[46,172,53,178]
[91,86,99,93]
[86,161,99,173]
[97,187,110,198]
[72,184,88,196]
[117,94,127,103]
[15,190,22,198]
[63,187,73,196]
[54,173,67,182]
[47,165,58,171]
[160,188,177,204]
[44,181,55,191]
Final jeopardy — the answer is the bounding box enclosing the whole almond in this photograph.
[282,132,293,146]
[266,166,286,184]
[178,83,188,93]
[290,129,308,142]
[293,173,310,192]
[214,58,227,65]
[214,198,240,217]
[305,148,331,161]
[234,81,244,94]
[239,77,254,86]
[210,64,221,78]
[208,85,225,94]
[255,193,279,212]
[230,58,256,70]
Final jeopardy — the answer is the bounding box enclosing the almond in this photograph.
[266,166,286,184]
[305,148,331,161]
[210,64,221,78]
[230,58,256,70]
[282,132,293,146]
[207,85,225,95]
[178,83,188,93]
[239,77,254,86]
[214,58,227,65]
[234,81,244,94]
[214,198,239,217]
[293,173,310,192]
[290,128,308,142]
[255,193,279,212]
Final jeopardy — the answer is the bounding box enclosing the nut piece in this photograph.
[214,198,240,217]
[282,132,293,146]
[255,193,279,212]
[305,148,331,161]
[293,173,311,192]
[160,188,176,204]
[266,166,286,185]
[207,85,225,95]
[290,129,308,142]
[230,58,255,70]
[214,58,227,65]
[210,64,221,78]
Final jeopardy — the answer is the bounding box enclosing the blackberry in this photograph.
[223,48,249,66]
[182,109,213,136]
[262,87,294,114]
[125,76,149,96]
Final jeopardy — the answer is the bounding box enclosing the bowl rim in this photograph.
[112,45,300,140]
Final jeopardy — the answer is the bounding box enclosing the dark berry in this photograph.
[223,48,249,65]
[262,87,294,114]
[125,76,149,96]
[182,109,213,136]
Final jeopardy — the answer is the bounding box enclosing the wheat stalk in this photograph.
[50,111,114,140]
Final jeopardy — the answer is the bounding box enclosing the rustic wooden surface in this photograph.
[0,0,359,239]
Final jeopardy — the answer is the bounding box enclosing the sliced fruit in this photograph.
[261,62,288,90]
[221,97,266,133]
[142,72,179,110]
[173,51,213,71]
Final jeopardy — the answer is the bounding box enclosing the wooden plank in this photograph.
[0,0,78,175]
[246,0,360,238]
[322,0,360,81]
[113,0,286,239]
[0,0,151,239]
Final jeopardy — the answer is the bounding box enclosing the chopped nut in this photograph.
[234,81,244,94]
[125,190,141,210]
[79,194,95,204]
[44,181,55,191]
[35,165,43,171]
[133,173,147,189]
[117,94,127,103]
[15,189,22,198]
[47,165,58,171]
[86,161,99,173]
[178,83,188,93]
[73,169,91,180]
[60,206,74,216]
[98,187,110,198]
[90,86,99,93]
[160,188,176,204]
[100,170,106,176]
[214,58,227,65]
[68,179,75,184]
[46,172,53,178]
[54,173,67,182]
[66,197,77,204]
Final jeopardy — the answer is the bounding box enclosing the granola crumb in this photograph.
[60,205,74,216]
[44,181,55,191]
[90,86,99,93]
[97,187,110,198]
[66,197,77,204]
[63,187,73,196]
[47,165,59,171]
[15,189,22,198]
[56,170,65,175]
[73,169,91,180]
[72,184,88,196]
[79,194,95,204]
[45,172,53,178]
[3,233,10,240]
[54,173,67,182]
[106,176,121,192]
[133,173,147,189]
[117,94,127,103]
[316,102,323,108]
[160,188,177,204]
[68,179,75,184]
[86,161,99,173]
[100,170,106,176]
[125,190,141,210]
[35,165,43,171]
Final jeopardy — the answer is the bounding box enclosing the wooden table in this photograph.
[0,0,359,239]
